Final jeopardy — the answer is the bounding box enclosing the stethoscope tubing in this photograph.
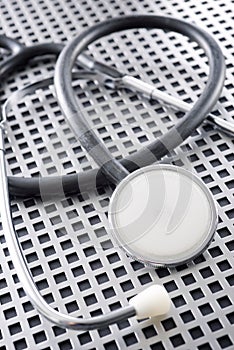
[3,14,225,198]
[0,14,226,330]
[0,130,136,329]
[0,35,23,54]
[55,14,225,186]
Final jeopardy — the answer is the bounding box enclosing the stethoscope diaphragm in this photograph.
[108,165,218,267]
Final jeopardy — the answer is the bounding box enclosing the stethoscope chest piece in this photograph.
[108,165,218,267]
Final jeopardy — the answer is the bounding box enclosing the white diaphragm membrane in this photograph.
[108,165,217,267]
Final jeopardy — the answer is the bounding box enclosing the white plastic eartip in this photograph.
[129,285,171,319]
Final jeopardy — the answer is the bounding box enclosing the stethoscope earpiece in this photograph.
[129,285,171,319]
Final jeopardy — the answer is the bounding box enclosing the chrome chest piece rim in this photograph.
[108,165,218,268]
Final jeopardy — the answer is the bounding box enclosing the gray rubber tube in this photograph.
[54,14,225,185]
[7,14,225,196]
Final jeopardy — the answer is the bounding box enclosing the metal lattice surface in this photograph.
[0,0,233,349]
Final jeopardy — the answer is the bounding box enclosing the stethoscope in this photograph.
[0,14,232,331]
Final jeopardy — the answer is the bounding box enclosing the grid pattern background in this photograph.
[0,0,233,349]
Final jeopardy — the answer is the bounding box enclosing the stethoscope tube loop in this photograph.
[55,14,225,186]
[0,16,226,197]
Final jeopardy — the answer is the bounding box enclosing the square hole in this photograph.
[22,301,34,313]
[88,215,101,225]
[65,301,79,313]
[217,197,230,207]
[9,322,22,335]
[48,258,61,270]
[227,312,234,325]
[54,272,67,284]
[123,333,138,346]
[225,240,234,252]
[180,310,195,323]
[95,227,107,237]
[101,240,113,250]
[211,185,222,195]
[71,266,85,277]
[182,273,196,285]
[138,273,152,285]
[164,281,178,292]
[52,326,66,337]
[89,259,103,270]
[208,318,223,331]
[43,246,56,257]
[156,268,170,278]
[60,239,73,250]
[78,332,92,345]
[113,266,127,278]
[84,294,97,306]
[199,266,214,278]
[98,326,111,338]
[150,341,165,350]
[170,334,185,347]
[28,315,41,328]
[104,340,119,350]
[102,287,116,299]
[226,274,234,286]
[198,343,212,350]
[3,307,17,320]
[33,221,45,231]
[33,330,47,344]
[217,335,233,349]
[120,280,134,292]
[66,252,79,263]
[38,233,50,244]
[109,301,122,312]
[13,339,27,350]
[107,252,120,264]
[217,260,231,271]
[36,279,49,290]
[59,286,73,299]
[26,252,38,263]
[142,325,157,338]
[208,281,223,293]
[217,296,232,309]
[96,273,109,284]
[77,233,90,244]
[202,174,214,184]
[208,246,223,257]
[84,247,96,257]
[131,261,144,271]
[58,340,72,350]
[172,295,186,308]
[72,221,84,232]
[199,303,213,316]
[193,254,206,265]
[217,169,229,178]
[28,209,40,219]
[78,279,91,291]
[189,326,204,339]
[219,228,232,238]
[161,317,177,331]
[190,288,204,300]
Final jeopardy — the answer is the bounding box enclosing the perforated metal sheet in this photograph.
[0,1,233,349]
